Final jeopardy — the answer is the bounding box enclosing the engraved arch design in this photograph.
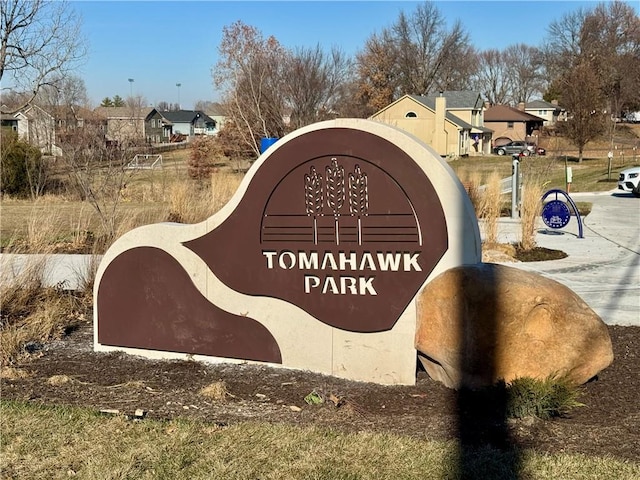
[260,157,423,246]
[184,128,448,332]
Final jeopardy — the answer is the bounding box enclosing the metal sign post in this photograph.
[511,156,520,219]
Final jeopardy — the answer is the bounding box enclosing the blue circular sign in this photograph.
[542,200,571,229]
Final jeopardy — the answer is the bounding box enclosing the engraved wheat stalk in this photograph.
[304,166,323,244]
[349,164,368,245]
[326,158,345,245]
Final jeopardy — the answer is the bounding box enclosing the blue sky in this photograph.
[71,1,637,109]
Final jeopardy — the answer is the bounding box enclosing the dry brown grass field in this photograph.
[0,148,244,253]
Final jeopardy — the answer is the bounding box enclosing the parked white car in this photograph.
[618,166,640,197]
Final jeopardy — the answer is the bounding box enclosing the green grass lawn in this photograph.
[450,153,634,194]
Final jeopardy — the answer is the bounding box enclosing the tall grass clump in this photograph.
[507,376,584,419]
[24,206,65,253]
[71,252,102,301]
[166,171,242,225]
[0,257,89,365]
[458,170,484,218]
[166,180,213,224]
[519,176,544,251]
[68,204,95,252]
[211,170,242,213]
[479,170,502,245]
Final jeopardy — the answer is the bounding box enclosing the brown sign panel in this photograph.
[184,128,448,332]
[98,246,282,363]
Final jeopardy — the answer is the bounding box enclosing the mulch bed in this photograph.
[2,322,639,462]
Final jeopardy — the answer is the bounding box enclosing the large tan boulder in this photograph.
[416,263,613,389]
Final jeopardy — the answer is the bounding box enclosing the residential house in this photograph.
[93,106,156,144]
[157,110,217,141]
[369,91,494,157]
[483,104,545,147]
[145,110,164,144]
[203,103,227,134]
[50,105,104,140]
[1,104,60,155]
[524,100,566,127]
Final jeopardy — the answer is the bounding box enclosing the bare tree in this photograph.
[37,75,89,109]
[581,1,640,117]
[541,7,587,81]
[214,119,254,161]
[555,60,607,162]
[37,75,90,143]
[435,41,477,92]
[194,100,216,112]
[542,1,640,116]
[503,44,545,104]
[0,0,86,113]
[213,21,288,156]
[471,49,512,105]
[156,101,180,111]
[391,2,472,95]
[339,77,377,118]
[285,44,352,129]
[60,122,138,240]
[354,1,473,112]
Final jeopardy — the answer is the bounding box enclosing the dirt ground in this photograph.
[2,321,639,462]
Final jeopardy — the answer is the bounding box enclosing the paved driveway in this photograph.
[497,191,640,326]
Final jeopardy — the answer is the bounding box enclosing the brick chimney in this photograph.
[517,102,525,111]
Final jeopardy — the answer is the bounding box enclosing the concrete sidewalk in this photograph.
[485,190,640,326]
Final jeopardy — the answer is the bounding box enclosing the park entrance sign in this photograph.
[94,119,481,385]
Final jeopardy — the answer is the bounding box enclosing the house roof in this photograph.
[525,99,564,111]
[158,110,215,124]
[48,105,102,121]
[422,91,485,110]
[13,104,54,120]
[484,105,545,122]
[406,95,474,130]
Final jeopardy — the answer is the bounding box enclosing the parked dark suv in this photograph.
[493,141,532,156]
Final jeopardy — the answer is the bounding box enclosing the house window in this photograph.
[507,121,514,128]
[151,119,155,128]
[405,111,417,118]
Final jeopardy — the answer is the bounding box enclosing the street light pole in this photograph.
[176,83,182,110]
[128,78,134,97]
